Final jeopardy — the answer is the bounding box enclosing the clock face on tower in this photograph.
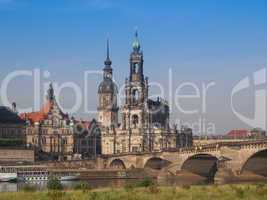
[106,73,112,79]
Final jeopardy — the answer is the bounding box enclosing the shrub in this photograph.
[255,183,267,196]
[230,185,245,199]
[136,177,154,187]
[181,184,191,190]
[47,176,63,191]
[256,183,265,190]
[148,184,160,194]
[124,183,134,192]
[88,192,99,200]
[74,181,92,192]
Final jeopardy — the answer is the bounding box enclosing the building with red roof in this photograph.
[226,129,266,139]
[20,83,74,160]
[226,129,250,139]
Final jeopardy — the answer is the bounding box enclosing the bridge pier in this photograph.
[214,163,236,184]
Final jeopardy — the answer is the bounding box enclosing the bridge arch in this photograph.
[109,159,126,169]
[241,148,267,177]
[144,157,172,170]
[181,153,219,182]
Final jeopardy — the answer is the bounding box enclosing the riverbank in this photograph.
[1,184,267,200]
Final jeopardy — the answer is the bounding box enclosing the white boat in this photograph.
[0,173,17,182]
[18,171,80,182]
[59,174,80,181]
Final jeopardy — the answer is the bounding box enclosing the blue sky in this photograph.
[0,0,266,134]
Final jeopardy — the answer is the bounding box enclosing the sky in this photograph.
[0,0,266,135]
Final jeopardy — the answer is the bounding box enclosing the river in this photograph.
[1,171,267,192]
[0,179,145,192]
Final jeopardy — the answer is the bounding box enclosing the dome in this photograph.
[98,78,117,94]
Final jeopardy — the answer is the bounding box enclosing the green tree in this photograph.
[47,176,63,190]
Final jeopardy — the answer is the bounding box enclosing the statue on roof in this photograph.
[47,82,55,102]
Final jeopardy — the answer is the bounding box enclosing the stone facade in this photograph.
[0,149,35,163]
[74,119,101,158]
[20,84,74,160]
[99,32,193,155]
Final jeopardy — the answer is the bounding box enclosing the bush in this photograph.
[88,192,99,200]
[74,181,92,192]
[136,177,154,187]
[256,183,265,190]
[255,183,267,196]
[230,185,245,199]
[47,176,63,190]
[148,184,160,194]
[124,182,134,192]
[181,184,191,190]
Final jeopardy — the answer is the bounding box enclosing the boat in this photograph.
[59,174,79,181]
[18,171,80,182]
[0,173,17,182]
[18,171,49,182]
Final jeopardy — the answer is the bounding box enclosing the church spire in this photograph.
[132,29,141,52]
[107,38,110,60]
[104,38,112,67]
[103,38,113,79]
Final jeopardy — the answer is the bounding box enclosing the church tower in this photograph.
[97,40,119,128]
[122,31,149,130]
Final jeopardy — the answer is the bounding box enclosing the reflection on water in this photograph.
[0,182,17,192]
[0,179,142,192]
[1,172,267,192]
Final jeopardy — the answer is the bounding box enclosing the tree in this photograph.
[47,176,63,190]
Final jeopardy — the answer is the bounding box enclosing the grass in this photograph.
[1,184,267,200]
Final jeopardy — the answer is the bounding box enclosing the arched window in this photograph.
[134,63,139,73]
[133,89,139,103]
[42,137,46,144]
[132,115,139,128]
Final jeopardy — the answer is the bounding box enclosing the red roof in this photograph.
[226,130,249,137]
[20,101,53,123]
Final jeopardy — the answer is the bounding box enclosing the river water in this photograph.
[0,179,144,192]
[1,172,267,192]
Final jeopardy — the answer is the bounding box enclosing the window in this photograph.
[134,63,139,73]
[133,89,139,103]
[132,147,138,152]
[42,137,46,144]
[132,115,139,128]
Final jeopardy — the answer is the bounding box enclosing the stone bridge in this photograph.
[103,140,267,182]
[5,140,267,184]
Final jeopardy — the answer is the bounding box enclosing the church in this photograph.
[98,31,193,155]
[18,31,193,159]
